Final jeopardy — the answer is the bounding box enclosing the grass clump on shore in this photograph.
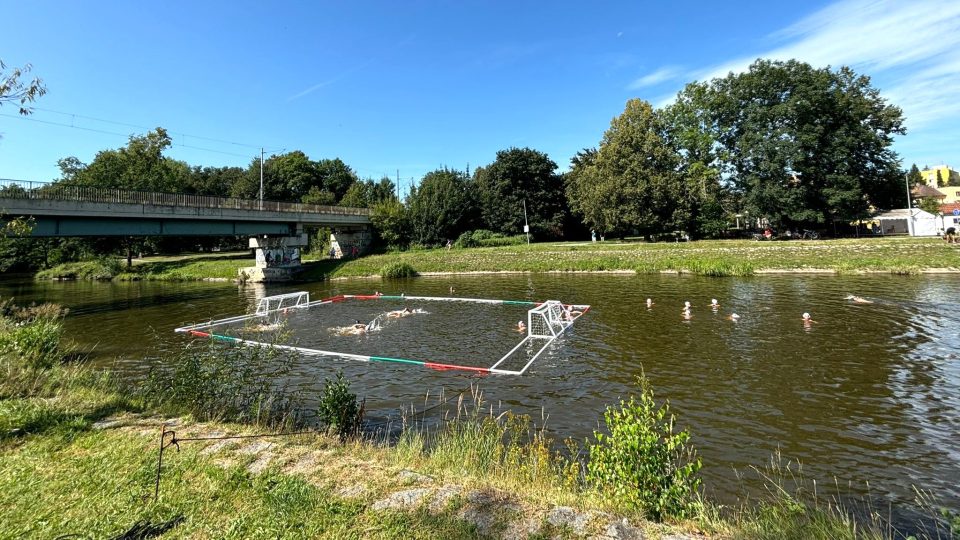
[380,261,417,278]
[35,257,122,281]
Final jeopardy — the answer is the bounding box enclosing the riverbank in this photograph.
[32,238,960,282]
[4,303,939,539]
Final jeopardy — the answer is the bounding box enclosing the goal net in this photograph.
[527,300,570,338]
[255,291,311,316]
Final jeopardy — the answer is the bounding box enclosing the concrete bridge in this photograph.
[0,179,370,237]
[1,179,373,282]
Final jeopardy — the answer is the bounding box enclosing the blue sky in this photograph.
[2,0,959,197]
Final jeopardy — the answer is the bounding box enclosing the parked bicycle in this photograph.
[801,229,820,240]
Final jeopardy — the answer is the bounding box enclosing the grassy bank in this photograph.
[34,238,960,282]
[4,301,957,538]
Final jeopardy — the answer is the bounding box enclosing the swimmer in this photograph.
[726,313,740,321]
[802,312,816,324]
[517,321,526,332]
[373,291,383,297]
[646,298,654,308]
[683,301,691,310]
[845,294,873,304]
[387,307,414,318]
[709,298,720,309]
[563,305,583,321]
[449,286,456,294]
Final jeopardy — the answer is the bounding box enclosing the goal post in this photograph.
[527,300,570,338]
[255,291,310,316]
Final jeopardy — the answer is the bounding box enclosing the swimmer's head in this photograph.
[711,298,718,305]
[730,313,740,320]
[802,312,811,320]
[646,298,652,304]
[684,301,691,308]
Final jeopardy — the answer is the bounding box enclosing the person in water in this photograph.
[517,321,526,332]
[802,312,816,325]
[709,298,720,309]
[845,294,872,304]
[387,307,414,318]
[727,313,740,321]
[646,298,654,308]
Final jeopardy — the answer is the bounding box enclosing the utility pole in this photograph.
[259,147,265,210]
[905,171,914,236]
[523,199,530,245]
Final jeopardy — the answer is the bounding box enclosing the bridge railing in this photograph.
[0,179,370,216]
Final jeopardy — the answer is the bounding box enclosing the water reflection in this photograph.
[2,272,958,512]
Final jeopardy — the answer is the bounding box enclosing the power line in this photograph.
[28,106,277,151]
[0,113,258,159]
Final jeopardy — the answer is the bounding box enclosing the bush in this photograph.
[35,258,122,281]
[0,299,69,370]
[586,374,702,521]
[380,261,417,279]
[139,342,301,429]
[454,230,527,248]
[316,371,363,441]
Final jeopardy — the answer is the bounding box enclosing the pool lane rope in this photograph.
[175,292,590,376]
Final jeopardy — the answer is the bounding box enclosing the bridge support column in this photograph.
[329,227,372,259]
[240,234,307,283]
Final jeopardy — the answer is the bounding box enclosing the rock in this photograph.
[92,419,123,430]
[547,506,593,535]
[398,469,434,485]
[597,518,645,540]
[372,488,435,511]
[429,485,462,511]
[236,441,274,455]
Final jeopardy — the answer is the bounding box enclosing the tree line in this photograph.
[4,58,916,268]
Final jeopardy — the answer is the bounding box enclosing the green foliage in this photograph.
[676,59,905,225]
[407,168,476,246]
[454,229,526,248]
[474,147,568,239]
[35,257,122,280]
[316,371,362,441]
[370,198,411,248]
[380,261,417,278]
[0,299,69,371]
[587,374,702,521]
[0,59,47,115]
[566,99,683,238]
[138,342,301,428]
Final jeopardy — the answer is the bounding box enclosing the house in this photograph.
[920,165,960,203]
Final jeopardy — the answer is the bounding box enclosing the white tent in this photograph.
[874,208,939,236]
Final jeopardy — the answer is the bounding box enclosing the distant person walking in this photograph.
[591,229,596,242]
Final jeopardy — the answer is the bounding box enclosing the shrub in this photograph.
[586,374,702,521]
[0,299,69,370]
[138,342,301,429]
[317,371,362,441]
[380,261,416,279]
[454,230,527,248]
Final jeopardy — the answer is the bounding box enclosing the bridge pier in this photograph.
[240,234,308,282]
[329,227,372,259]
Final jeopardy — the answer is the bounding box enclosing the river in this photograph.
[3,272,959,523]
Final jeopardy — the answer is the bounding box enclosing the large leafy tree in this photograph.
[566,99,682,238]
[1,59,46,116]
[679,59,905,226]
[407,168,475,246]
[62,128,186,192]
[474,147,567,239]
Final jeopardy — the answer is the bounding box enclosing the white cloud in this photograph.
[685,0,960,131]
[627,66,682,89]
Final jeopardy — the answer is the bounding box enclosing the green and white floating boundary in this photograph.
[175,292,590,375]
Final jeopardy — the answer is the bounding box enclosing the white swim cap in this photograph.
[712,299,718,304]
[802,312,810,319]
[731,313,740,319]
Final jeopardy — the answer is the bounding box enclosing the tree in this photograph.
[64,128,185,192]
[407,168,475,246]
[369,198,410,247]
[474,147,568,239]
[936,170,944,188]
[565,99,682,238]
[677,59,906,225]
[338,177,397,208]
[0,59,46,115]
[315,158,359,202]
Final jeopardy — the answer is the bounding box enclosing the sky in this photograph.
[2,0,959,197]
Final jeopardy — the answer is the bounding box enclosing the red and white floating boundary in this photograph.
[175,292,589,375]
